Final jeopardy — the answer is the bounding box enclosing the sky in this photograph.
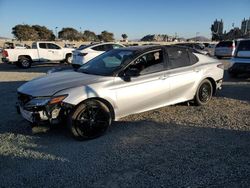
[0,0,249,40]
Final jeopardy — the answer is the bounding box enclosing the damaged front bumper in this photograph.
[16,93,73,125]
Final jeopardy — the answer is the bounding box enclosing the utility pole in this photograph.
[55,27,58,39]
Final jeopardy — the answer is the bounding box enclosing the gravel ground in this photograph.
[0,59,250,187]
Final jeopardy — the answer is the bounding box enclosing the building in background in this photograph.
[241,17,250,35]
[211,19,224,41]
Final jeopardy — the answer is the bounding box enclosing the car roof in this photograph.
[237,38,250,42]
[117,45,197,54]
[120,45,161,51]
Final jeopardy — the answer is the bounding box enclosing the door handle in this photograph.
[194,69,200,73]
[159,75,168,80]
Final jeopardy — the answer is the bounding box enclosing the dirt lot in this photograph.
[0,59,250,187]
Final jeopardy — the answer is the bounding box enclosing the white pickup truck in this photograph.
[2,41,74,68]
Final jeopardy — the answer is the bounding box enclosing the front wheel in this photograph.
[68,100,112,140]
[194,79,213,106]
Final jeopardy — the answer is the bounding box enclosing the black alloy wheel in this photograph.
[195,79,213,106]
[69,100,111,140]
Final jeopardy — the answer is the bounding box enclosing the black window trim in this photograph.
[38,43,47,49]
[117,47,168,76]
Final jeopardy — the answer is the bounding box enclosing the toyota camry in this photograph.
[16,45,224,140]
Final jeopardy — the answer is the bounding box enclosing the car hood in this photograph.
[18,70,104,97]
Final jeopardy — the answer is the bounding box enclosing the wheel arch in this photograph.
[65,53,72,58]
[18,55,33,62]
[205,77,216,95]
[74,97,115,120]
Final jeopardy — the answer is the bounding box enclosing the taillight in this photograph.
[78,53,88,56]
[2,50,8,57]
[217,63,224,69]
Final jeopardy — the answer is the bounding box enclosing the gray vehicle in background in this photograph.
[214,40,238,59]
[229,39,250,77]
[16,45,224,140]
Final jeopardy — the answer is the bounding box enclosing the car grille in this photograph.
[17,92,33,106]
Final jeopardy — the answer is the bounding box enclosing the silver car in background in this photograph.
[16,45,224,140]
[229,38,250,77]
[214,40,238,59]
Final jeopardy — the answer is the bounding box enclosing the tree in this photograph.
[121,34,128,41]
[12,24,39,41]
[58,27,81,41]
[82,30,98,41]
[99,30,114,42]
[32,25,55,40]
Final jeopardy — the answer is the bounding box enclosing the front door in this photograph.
[114,49,170,117]
[46,43,64,61]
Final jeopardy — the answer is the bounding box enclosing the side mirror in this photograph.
[120,68,140,82]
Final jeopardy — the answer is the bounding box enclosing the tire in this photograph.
[194,79,213,106]
[216,56,222,59]
[228,72,238,78]
[65,54,72,64]
[18,57,32,68]
[15,62,22,68]
[68,100,112,140]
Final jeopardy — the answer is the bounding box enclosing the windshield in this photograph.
[78,49,135,76]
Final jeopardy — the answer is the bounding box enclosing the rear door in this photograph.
[165,47,200,104]
[114,49,171,117]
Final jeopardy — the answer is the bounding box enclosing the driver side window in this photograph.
[128,50,164,75]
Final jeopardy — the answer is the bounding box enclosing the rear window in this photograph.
[32,43,37,49]
[237,40,250,51]
[77,44,92,50]
[92,45,106,51]
[167,47,190,69]
[189,52,199,65]
[216,41,233,47]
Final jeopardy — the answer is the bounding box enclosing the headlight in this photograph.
[24,95,68,110]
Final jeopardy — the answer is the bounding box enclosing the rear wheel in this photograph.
[194,79,213,106]
[228,71,238,78]
[68,100,112,140]
[18,57,32,68]
[65,54,72,64]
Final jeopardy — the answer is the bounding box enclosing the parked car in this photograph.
[2,42,74,68]
[228,39,250,77]
[175,43,210,56]
[64,43,77,49]
[72,42,125,68]
[16,45,224,140]
[214,40,238,59]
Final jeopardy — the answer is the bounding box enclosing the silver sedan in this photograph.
[17,45,224,140]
